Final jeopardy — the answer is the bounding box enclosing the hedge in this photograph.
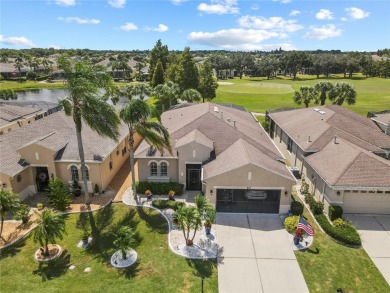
[315,214,361,246]
[329,205,343,221]
[304,192,324,215]
[135,181,185,195]
[291,200,304,216]
[151,199,184,211]
[284,216,299,234]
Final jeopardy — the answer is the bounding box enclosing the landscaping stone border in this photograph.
[111,249,138,268]
[34,244,63,263]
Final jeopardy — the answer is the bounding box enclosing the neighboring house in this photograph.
[135,103,296,214]
[268,105,390,214]
[0,111,140,199]
[0,62,29,78]
[0,102,62,134]
[368,110,390,135]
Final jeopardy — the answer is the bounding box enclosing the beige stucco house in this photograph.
[267,105,390,214]
[0,110,139,200]
[135,103,296,214]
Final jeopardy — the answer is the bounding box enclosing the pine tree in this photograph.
[151,60,165,88]
[177,47,199,93]
[199,60,218,103]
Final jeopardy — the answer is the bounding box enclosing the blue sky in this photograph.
[1,0,389,51]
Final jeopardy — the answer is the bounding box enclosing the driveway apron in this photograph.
[217,213,309,293]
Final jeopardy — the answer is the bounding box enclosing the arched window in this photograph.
[70,166,79,181]
[150,162,157,176]
[81,166,89,180]
[160,162,168,176]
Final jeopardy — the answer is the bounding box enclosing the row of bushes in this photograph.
[151,199,184,211]
[304,192,324,215]
[315,214,361,246]
[329,205,343,221]
[290,200,304,216]
[135,181,185,195]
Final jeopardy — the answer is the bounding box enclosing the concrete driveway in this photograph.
[345,215,390,284]
[216,213,309,293]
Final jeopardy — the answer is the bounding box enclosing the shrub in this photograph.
[333,218,351,228]
[290,201,304,216]
[151,199,184,211]
[311,201,324,215]
[284,216,299,234]
[0,89,17,100]
[14,204,31,223]
[94,184,100,194]
[300,182,309,195]
[48,177,72,211]
[315,214,361,246]
[329,205,343,221]
[135,181,184,196]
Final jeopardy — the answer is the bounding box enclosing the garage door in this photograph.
[216,189,280,213]
[343,192,390,214]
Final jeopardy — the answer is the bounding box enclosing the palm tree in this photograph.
[293,86,318,108]
[113,226,136,260]
[58,55,121,205]
[174,206,202,246]
[314,82,334,105]
[182,88,202,103]
[328,82,357,106]
[120,99,171,200]
[153,82,179,112]
[14,55,24,82]
[0,189,20,238]
[33,208,66,256]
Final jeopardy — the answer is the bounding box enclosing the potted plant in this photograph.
[14,204,31,224]
[168,190,175,201]
[80,230,90,245]
[203,206,216,236]
[94,184,100,196]
[204,220,212,235]
[71,180,81,197]
[37,203,44,210]
[145,189,152,201]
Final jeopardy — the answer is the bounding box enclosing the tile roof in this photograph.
[372,112,390,126]
[305,138,390,188]
[0,104,42,123]
[0,111,128,176]
[135,103,294,181]
[203,139,294,181]
[269,105,390,152]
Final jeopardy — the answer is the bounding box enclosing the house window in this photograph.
[287,137,293,152]
[109,161,113,170]
[81,166,89,180]
[150,162,157,176]
[160,162,168,176]
[70,166,79,181]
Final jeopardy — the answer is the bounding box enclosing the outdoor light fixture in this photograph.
[210,190,213,195]
[285,191,288,197]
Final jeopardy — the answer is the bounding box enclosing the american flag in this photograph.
[297,216,315,236]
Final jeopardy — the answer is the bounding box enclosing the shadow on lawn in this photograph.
[117,259,141,279]
[32,250,71,282]
[137,207,168,234]
[0,236,27,259]
[186,259,217,279]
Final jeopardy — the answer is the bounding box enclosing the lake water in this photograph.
[15,88,143,105]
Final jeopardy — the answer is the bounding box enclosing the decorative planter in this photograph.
[186,239,193,246]
[205,227,211,235]
[293,236,300,245]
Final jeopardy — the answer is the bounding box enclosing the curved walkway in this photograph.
[122,188,220,259]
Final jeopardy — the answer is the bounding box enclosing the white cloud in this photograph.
[198,0,239,15]
[0,35,36,47]
[341,17,347,22]
[171,0,187,5]
[272,0,292,4]
[120,22,138,31]
[238,15,303,33]
[316,9,333,20]
[250,4,259,11]
[289,10,301,16]
[345,7,370,19]
[304,24,342,40]
[108,0,126,8]
[58,17,100,24]
[188,28,285,50]
[155,24,169,32]
[53,0,76,6]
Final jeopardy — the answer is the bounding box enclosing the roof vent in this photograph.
[221,111,223,119]
[227,118,231,122]
[308,136,311,142]
[333,135,338,144]
[213,106,219,113]
[319,110,326,115]
[314,108,320,112]
[233,121,236,128]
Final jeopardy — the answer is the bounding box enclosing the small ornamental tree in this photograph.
[48,177,72,211]
[175,206,202,246]
[113,226,137,260]
[0,189,20,237]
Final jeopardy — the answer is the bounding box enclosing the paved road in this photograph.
[345,215,390,285]
[216,213,309,293]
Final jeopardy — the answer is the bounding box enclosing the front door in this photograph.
[35,167,49,192]
[186,164,202,190]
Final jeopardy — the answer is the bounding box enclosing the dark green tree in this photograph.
[293,86,318,108]
[0,189,20,237]
[314,82,334,105]
[47,177,72,211]
[328,82,357,105]
[198,60,218,103]
[149,39,169,81]
[182,89,202,103]
[151,59,165,88]
[177,47,199,93]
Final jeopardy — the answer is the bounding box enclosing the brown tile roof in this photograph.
[305,138,390,188]
[0,111,128,176]
[269,105,390,152]
[0,104,42,123]
[203,139,294,181]
[175,129,214,149]
[372,112,390,126]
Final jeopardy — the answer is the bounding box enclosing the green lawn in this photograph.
[0,204,218,293]
[292,194,390,293]
[214,74,390,116]
[0,80,65,91]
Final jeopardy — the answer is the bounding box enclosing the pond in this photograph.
[15,88,144,105]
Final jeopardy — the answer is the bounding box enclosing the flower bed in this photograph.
[151,199,184,211]
[136,181,184,195]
